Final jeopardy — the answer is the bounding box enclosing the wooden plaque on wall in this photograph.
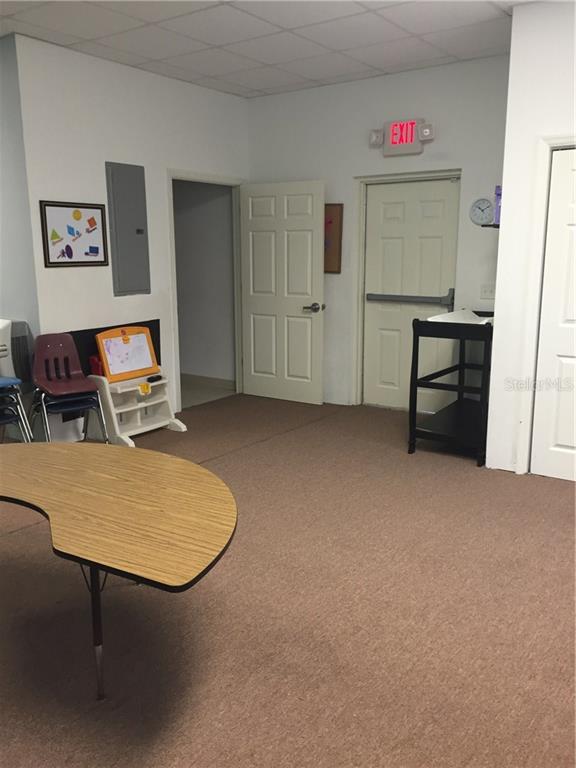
[324,203,343,274]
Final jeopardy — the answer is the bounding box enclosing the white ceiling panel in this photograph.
[224,66,310,90]
[0,16,82,45]
[98,24,207,58]
[281,51,375,80]
[233,2,365,29]
[137,59,194,78]
[224,31,328,65]
[296,12,410,50]
[95,2,216,23]
[318,69,383,85]
[0,2,45,16]
[191,75,264,97]
[163,47,258,75]
[160,5,279,45]
[1,1,514,98]
[359,2,404,8]
[348,36,449,70]
[378,1,505,35]
[422,16,512,58]
[71,39,149,65]
[12,1,142,39]
[384,56,458,74]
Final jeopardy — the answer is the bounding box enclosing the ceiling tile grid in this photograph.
[0,1,513,96]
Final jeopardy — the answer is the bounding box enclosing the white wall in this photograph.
[249,56,509,403]
[487,1,575,473]
[0,35,39,335]
[14,35,249,405]
[173,181,235,381]
[10,35,510,409]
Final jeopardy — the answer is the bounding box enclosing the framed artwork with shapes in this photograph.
[40,201,109,267]
[324,203,343,274]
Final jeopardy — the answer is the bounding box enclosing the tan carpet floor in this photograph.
[1,396,574,768]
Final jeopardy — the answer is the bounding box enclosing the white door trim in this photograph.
[353,169,462,405]
[167,170,245,412]
[513,137,576,474]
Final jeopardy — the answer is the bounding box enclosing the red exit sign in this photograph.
[390,120,417,146]
[382,118,427,156]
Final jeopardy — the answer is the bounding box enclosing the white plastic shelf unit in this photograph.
[89,373,186,447]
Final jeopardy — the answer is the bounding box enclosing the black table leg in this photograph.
[89,565,105,700]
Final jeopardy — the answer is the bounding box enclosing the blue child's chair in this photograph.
[0,320,33,442]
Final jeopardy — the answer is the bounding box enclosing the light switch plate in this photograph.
[480,283,495,300]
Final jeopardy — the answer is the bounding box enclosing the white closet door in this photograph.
[531,148,576,481]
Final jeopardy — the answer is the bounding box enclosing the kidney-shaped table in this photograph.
[0,442,237,699]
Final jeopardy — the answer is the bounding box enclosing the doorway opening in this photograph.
[172,180,236,409]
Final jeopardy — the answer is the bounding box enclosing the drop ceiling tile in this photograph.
[384,55,459,74]
[224,31,328,65]
[0,2,45,16]
[0,16,82,45]
[12,2,143,39]
[233,2,365,29]
[347,36,448,70]
[192,76,264,97]
[296,12,409,50]
[318,69,383,85]
[98,25,207,58]
[163,47,257,75]
[359,2,404,8]
[224,66,311,90]
[378,2,505,35]
[160,5,279,45]
[421,17,511,58]
[281,51,375,80]
[260,82,320,96]
[71,39,149,65]
[137,59,193,77]
[95,2,215,23]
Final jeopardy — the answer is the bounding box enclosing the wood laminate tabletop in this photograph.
[0,443,237,591]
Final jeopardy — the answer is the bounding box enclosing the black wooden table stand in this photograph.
[408,319,493,466]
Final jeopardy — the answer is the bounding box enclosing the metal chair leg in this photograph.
[94,392,109,444]
[16,418,29,443]
[83,409,90,442]
[14,392,33,441]
[40,393,52,442]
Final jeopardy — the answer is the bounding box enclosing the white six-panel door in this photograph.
[531,148,576,481]
[363,178,460,411]
[240,181,325,404]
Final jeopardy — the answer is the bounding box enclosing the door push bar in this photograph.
[366,288,454,311]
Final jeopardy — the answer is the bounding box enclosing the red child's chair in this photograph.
[30,333,109,443]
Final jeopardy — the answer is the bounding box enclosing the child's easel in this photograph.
[88,326,186,447]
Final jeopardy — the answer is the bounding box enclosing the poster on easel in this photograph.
[40,201,109,267]
[96,326,160,383]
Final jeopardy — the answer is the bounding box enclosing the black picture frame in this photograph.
[40,200,109,268]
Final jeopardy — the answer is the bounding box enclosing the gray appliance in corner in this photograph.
[105,161,151,296]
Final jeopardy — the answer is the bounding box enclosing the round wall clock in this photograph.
[469,198,494,225]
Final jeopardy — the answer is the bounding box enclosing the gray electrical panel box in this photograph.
[105,162,151,296]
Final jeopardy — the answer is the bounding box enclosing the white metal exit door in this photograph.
[240,181,325,404]
[531,148,576,481]
[363,178,460,411]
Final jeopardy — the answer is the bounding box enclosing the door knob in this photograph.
[303,302,321,313]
